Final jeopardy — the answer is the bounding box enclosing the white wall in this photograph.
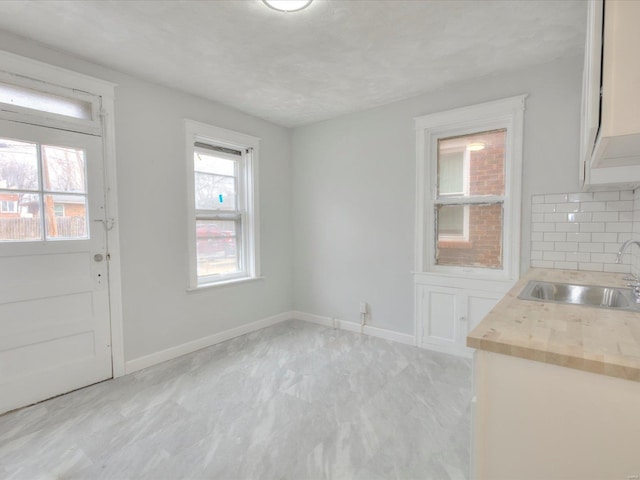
[292,57,583,335]
[0,31,293,361]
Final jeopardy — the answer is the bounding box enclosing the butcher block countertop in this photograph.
[467,268,640,382]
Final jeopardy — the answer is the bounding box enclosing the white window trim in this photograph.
[414,95,526,281]
[185,119,260,289]
[0,49,125,378]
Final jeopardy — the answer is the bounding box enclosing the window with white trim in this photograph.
[185,120,259,288]
[1,200,17,213]
[415,95,526,280]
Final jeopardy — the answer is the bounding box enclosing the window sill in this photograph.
[187,275,264,293]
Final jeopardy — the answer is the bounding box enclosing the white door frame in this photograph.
[0,49,125,377]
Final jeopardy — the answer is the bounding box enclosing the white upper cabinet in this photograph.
[581,0,640,189]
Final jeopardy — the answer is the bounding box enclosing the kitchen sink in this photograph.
[518,280,640,311]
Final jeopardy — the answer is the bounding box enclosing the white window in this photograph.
[415,95,526,280]
[185,120,260,288]
[1,200,17,213]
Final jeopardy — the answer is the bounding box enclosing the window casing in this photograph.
[185,120,260,288]
[415,95,526,280]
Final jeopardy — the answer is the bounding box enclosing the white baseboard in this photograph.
[125,311,293,374]
[292,311,416,347]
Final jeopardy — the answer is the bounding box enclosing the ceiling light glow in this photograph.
[467,142,486,151]
[262,0,313,12]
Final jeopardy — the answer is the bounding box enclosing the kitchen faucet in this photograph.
[615,239,640,264]
[616,239,640,302]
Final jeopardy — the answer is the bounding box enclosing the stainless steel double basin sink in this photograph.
[518,280,640,312]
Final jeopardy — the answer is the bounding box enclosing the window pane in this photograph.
[438,204,465,236]
[44,194,88,240]
[0,138,39,190]
[0,193,41,241]
[194,152,237,210]
[436,203,503,269]
[196,220,239,277]
[438,129,506,198]
[0,81,93,120]
[42,145,87,193]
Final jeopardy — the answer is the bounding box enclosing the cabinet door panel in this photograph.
[467,293,502,333]
[425,289,458,343]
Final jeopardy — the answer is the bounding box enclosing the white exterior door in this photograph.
[0,119,112,414]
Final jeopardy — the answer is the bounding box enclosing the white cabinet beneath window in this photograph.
[415,274,513,357]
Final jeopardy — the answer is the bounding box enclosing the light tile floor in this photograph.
[0,320,472,480]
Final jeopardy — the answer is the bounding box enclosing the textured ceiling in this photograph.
[0,0,587,127]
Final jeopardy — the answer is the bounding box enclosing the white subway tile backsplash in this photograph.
[567,192,593,202]
[531,190,636,273]
[565,252,591,262]
[555,223,580,233]
[543,232,566,242]
[591,232,618,243]
[554,261,578,270]
[578,262,604,272]
[544,213,567,223]
[594,191,620,201]
[578,243,604,253]
[533,223,556,232]
[606,200,633,212]
[532,241,554,251]
[544,194,567,203]
[618,232,632,242]
[590,253,618,264]
[605,222,633,233]
[556,203,580,213]
[620,211,633,222]
[565,232,591,242]
[554,242,579,252]
[592,211,619,222]
[532,203,556,213]
[604,263,631,273]
[621,190,634,201]
[605,243,623,254]
[567,212,592,222]
[580,202,606,212]
[532,260,555,268]
[543,251,566,262]
[579,223,605,233]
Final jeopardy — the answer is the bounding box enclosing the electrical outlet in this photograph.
[359,301,368,314]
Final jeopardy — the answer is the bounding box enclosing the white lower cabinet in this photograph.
[415,275,513,357]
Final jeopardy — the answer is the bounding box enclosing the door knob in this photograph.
[94,254,104,262]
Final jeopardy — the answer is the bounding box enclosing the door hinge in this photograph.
[106,253,111,261]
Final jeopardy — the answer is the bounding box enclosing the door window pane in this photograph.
[194,152,237,210]
[196,220,239,277]
[44,194,87,240]
[436,203,503,269]
[0,193,41,241]
[42,145,87,193]
[438,129,506,197]
[0,139,39,190]
[0,138,90,242]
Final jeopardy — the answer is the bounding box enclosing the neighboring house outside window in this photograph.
[185,120,260,288]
